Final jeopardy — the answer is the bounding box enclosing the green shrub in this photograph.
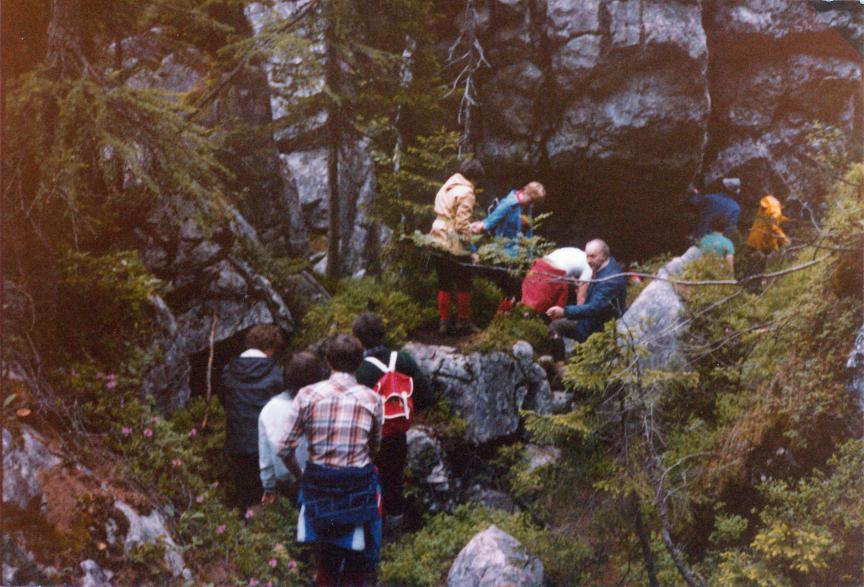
[297,274,437,348]
[464,308,548,354]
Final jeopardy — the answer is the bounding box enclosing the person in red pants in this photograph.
[429,159,485,334]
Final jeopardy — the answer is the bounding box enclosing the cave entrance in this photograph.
[188,329,250,400]
[481,160,696,264]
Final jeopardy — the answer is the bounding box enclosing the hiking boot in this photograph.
[438,319,453,335]
[454,319,481,334]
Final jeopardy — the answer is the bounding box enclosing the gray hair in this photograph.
[586,239,610,259]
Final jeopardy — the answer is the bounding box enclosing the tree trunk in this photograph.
[324,3,341,279]
[46,0,84,78]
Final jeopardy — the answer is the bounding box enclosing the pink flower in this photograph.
[121,426,132,437]
[105,374,117,390]
[244,508,255,520]
[249,579,259,587]
[170,458,182,468]
[266,582,273,587]
[195,495,204,504]
[143,428,153,439]
[268,558,277,569]
[273,543,285,553]
[216,524,226,535]
[287,560,298,573]
[189,427,197,438]
[70,368,78,378]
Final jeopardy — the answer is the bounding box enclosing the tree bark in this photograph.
[324,2,341,279]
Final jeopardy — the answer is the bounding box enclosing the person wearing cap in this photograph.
[690,178,742,240]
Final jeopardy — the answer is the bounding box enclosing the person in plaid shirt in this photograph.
[279,334,384,587]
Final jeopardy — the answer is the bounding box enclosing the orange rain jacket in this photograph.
[746,195,791,252]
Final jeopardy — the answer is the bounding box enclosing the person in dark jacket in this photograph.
[546,239,628,359]
[352,312,432,536]
[219,324,285,510]
[689,178,742,239]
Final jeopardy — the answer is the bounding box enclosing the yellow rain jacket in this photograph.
[746,195,790,252]
[429,173,476,256]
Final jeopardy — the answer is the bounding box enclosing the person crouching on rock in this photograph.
[429,158,485,334]
[353,312,433,538]
[469,181,547,313]
[545,239,628,361]
[278,334,384,587]
[258,351,325,506]
[218,324,285,511]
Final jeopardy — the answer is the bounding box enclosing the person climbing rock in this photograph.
[546,239,628,360]
[469,181,546,312]
[353,312,432,538]
[738,194,791,292]
[699,216,736,272]
[279,334,384,587]
[258,352,324,505]
[429,159,485,334]
[689,178,742,240]
[218,324,285,511]
[521,246,593,315]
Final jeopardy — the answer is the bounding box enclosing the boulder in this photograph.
[404,342,552,444]
[114,501,187,578]
[846,324,864,412]
[77,559,113,587]
[447,525,545,587]
[2,426,61,512]
[466,485,520,514]
[406,426,453,513]
[618,246,702,370]
[523,444,561,474]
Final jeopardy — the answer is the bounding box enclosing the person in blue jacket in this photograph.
[469,181,546,308]
[690,178,742,239]
[545,239,628,360]
[469,181,546,256]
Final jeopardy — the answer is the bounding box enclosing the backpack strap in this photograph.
[388,351,398,371]
[363,356,389,373]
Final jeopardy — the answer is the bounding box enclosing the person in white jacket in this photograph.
[258,352,322,504]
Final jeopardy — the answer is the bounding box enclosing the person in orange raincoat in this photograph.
[738,195,791,291]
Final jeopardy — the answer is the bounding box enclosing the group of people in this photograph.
[428,159,629,358]
[219,317,431,587]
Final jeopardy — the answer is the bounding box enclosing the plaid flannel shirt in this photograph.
[279,372,384,468]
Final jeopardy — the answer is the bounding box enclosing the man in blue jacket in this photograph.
[219,324,285,510]
[690,178,741,239]
[546,239,627,359]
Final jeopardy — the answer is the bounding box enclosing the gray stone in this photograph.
[447,525,545,587]
[846,324,864,412]
[404,342,552,444]
[406,426,453,513]
[2,426,61,511]
[114,501,185,578]
[467,485,519,514]
[552,391,574,414]
[524,444,561,474]
[618,247,702,371]
[77,559,113,587]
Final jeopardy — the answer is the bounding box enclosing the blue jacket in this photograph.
[563,257,628,341]
[483,190,533,257]
[690,192,740,238]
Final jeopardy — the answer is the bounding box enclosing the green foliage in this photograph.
[464,308,549,354]
[58,250,163,364]
[380,505,590,587]
[297,274,436,348]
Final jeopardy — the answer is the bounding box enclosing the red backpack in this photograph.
[364,352,414,437]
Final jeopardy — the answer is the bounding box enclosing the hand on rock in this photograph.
[469,221,485,235]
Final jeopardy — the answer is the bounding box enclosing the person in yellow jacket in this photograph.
[745,194,790,252]
[739,194,791,291]
[429,159,485,334]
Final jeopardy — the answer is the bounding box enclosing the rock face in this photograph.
[245,1,386,276]
[447,525,545,587]
[406,426,454,513]
[137,197,294,410]
[846,324,864,412]
[404,341,553,444]
[618,246,702,370]
[454,0,860,259]
[2,427,61,512]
